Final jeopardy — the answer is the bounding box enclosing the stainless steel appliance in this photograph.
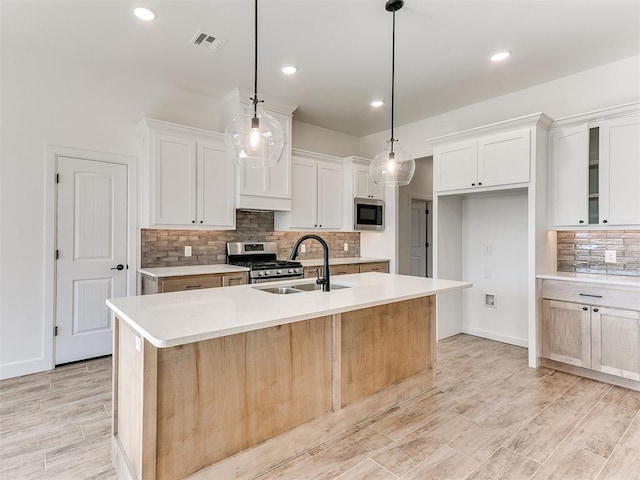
[354,197,384,231]
[226,242,303,284]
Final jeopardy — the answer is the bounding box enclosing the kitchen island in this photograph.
[107,273,471,480]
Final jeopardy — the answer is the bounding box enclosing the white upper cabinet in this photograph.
[548,104,640,228]
[222,89,298,211]
[342,156,383,231]
[549,124,590,226]
[599,115,640,226]
[138,118,235,230]
[353,162,384,200]
[274,150,343,230]
[433,129,530,193]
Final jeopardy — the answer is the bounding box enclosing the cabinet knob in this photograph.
[583,306,588,311]
[602,220,608,224]
[471,183,476,186]
[593,308,599,313]
[200,220,203,224]
[319,224,322,227]
[192,220,195,224]
[579,220,584,224]
[478,182,482,186]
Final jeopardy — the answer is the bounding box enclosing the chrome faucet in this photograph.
[289,234,330,292]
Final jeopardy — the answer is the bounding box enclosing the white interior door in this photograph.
[56,156,127,364]
[409,200,428,277]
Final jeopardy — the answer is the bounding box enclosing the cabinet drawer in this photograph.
[359,262,389,273]
[160,275,223,293]
[222,273,248,287]
[541,280,640,311]
[330,264,360,276]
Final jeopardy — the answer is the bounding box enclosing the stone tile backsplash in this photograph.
[141,210,361,268]
[557,230,640,276]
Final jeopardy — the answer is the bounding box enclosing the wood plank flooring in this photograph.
[1,334,639,479]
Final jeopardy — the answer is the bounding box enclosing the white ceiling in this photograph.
[3,0,639,136]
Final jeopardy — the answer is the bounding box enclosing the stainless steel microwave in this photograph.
[354,198,384,231]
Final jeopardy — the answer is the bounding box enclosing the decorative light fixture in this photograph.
[225,0,285,168]
[369,0,415,187]
[133,6,157,21]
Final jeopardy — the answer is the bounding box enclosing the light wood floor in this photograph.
[1,334,639,480]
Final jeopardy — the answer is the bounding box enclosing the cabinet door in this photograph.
[290,157,318,228]
[549,125,589,227]
[541,300,591,368]
[359,262,389,273]
[153,133,197,225]
[237,110,292,200]
[591,306,640,381]
[222,273,248,286]
[317,161,343,229]
[434,141,477,192]
[198,139,235,227]
[354,165,370,198]
[478,129,530,187]
[599,115,640,225]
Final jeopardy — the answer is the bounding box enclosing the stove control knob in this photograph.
[264,270,271,276]
[288,268,294,273]
[258,271,264,276]
[295,268,301,274]
[276,269,282,274]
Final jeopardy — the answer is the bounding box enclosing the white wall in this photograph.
[0,46,360,378]
[461,191,529,347]
[360,55,640,160]
[292,121,360,157]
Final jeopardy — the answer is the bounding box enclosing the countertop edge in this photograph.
[537,272,640,288]
[108,278,471,348]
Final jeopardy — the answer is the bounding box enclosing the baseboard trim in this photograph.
[0,357,54,380]
[461,326,528,348]
[540,358,640,392]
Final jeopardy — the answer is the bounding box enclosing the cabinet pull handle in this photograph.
[602,220,608,224]
[582,306,588,311]
[185,284,201,289]
[579,293,602,298]
[593,308,599,313]
[192,220,196,224]
[579,220,584,224]
[471,183,476,186]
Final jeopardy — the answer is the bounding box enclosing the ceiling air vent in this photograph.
[190,30,227,52]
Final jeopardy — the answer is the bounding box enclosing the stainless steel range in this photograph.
[226,242,303,284]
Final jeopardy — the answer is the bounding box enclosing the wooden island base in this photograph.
[112,296,436,480]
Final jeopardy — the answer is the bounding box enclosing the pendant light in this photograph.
[369,0,415,186]
[225,0,285,168]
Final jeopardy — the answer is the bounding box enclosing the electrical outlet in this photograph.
[344,242,349,252]
[605,250,617,263]
[300,244,306,254]
[483,243,492,254]
[185,246,192,257]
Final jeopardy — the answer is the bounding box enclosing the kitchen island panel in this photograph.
[151,316,333,479]
[341,297,434,406]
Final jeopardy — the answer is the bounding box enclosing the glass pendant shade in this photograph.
[225,104,285,168]
[369,142,415,187]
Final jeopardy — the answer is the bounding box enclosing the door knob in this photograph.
[110,264,125,271]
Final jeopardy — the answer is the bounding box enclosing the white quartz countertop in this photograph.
[138,264,249,278]
[107,273,471,348]
[299,257,390,267]
[537,272,640,288]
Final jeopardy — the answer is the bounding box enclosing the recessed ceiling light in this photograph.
[490,51,511,62]
[281,65,297,75]
[371,100,384,107]
[134,6,157,21]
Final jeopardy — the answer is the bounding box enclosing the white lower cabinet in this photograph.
[540,279,640,385]
[275,150,343,230]
[138,118,235,229]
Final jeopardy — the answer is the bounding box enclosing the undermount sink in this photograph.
[253,282,350,294]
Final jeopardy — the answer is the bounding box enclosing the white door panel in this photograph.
[56,156,127,364]
[409,200,427,277]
